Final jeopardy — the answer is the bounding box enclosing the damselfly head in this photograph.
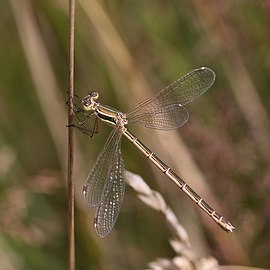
[82,91,99,111]
[90,91,99,100]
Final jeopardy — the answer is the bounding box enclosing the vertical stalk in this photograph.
[68,0,75,269]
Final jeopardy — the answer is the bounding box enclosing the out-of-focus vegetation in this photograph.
[1,0,270,269]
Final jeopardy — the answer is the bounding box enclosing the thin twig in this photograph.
[68,0,75,269]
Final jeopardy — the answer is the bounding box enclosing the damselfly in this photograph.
[71,67,235,238]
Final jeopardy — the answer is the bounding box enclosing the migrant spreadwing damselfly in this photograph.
[71,67,235,238]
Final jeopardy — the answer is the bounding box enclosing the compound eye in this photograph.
[82,96,90,107]
[90,91,99,100]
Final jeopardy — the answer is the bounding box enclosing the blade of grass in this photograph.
[9,0,67,167]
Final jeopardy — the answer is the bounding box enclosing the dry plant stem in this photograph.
[68,0,75,269]
[10,0,76,267]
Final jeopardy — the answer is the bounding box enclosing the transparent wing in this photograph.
[83,126,123,207]
[127,67,215,129]
[94,152,125,238]
[74,109,94,124]
[127,104,189,130]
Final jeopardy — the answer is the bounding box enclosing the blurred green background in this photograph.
[1,0,270,269]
